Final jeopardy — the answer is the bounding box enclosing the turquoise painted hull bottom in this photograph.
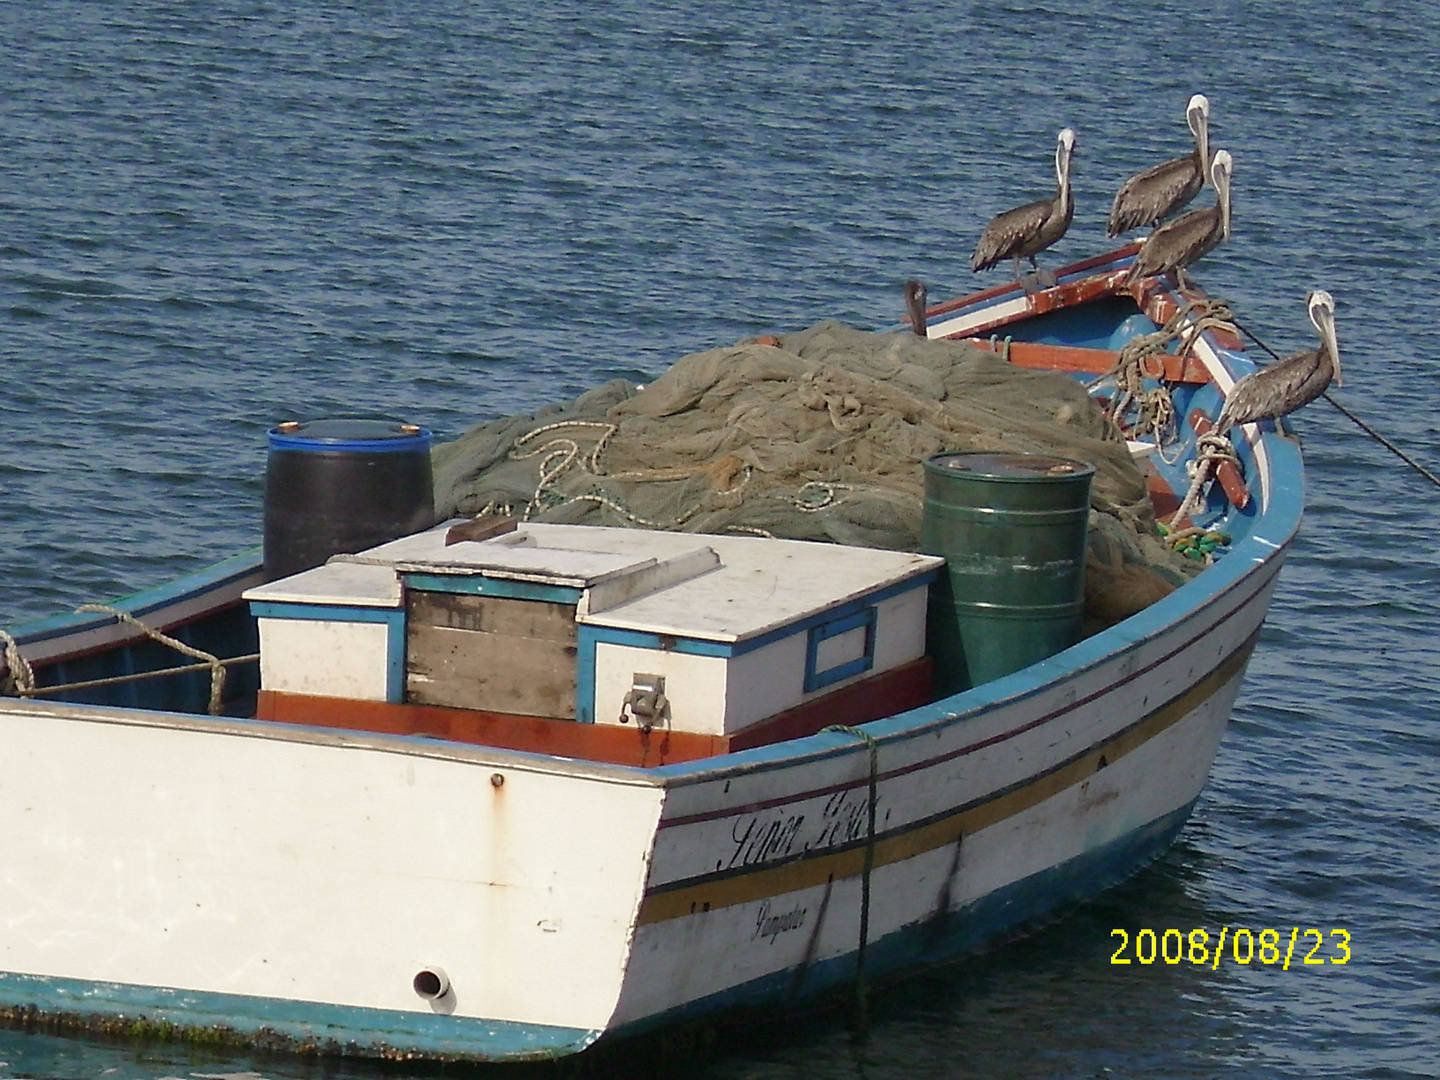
[0,799,1195,1063]
[0,973,601,1062]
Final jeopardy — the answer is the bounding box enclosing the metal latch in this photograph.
[618,673,670,733]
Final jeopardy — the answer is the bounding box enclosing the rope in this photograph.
[505,413,778,531]
[1176,299,1239,357]
[508,422,619,520]
[793,481,854,513]
[1168,432,1240,530]
[0,631,36,696]
[821,723,880,1035]
[1094,300,1242,455]
[18,653,260,699]
[1159,525,1232,562]
[74,605,227,715]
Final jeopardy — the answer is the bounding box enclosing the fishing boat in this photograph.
[0,245,1303,1063]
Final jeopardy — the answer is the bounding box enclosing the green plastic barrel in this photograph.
[921,451,1095,694]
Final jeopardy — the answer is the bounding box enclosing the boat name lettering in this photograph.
[813,788,880,850]
[728,813,804,868]
[753,900,808,944]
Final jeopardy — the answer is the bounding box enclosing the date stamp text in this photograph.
[1110,927,1351,968]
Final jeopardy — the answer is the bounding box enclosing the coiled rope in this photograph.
[502,414,870,534]
[1168,432,1242,530]
[0,631,36,696]
[1094,299,1242,460]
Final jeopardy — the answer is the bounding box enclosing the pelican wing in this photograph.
[1125,204,1224,283]
[971,195,1053,271]
[1218,347,1335,431]
[1107,154,1204,237]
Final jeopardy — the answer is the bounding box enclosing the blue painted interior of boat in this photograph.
[998,295,1155,349]
[10,551,264,715]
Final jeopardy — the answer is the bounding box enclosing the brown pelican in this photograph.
[1215,290,1340,436]
[904,279,928,336]
[1124,149,1232,289]
[971,128,1076,290]
[1107,94,1211,237]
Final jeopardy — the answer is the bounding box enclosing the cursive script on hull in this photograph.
[720,788,886,872]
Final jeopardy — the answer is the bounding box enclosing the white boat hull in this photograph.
[0,542,1284,1059]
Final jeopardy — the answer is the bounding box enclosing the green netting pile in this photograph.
[432,321,1198,629]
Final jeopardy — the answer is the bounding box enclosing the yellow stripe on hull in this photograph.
[638,638,1254,925]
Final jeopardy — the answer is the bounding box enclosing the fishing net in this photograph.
[433,322,1199,630]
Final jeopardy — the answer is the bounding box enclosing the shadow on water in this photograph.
[0,840,1262,1080]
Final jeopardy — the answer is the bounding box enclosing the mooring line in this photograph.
[821,723,879,1037]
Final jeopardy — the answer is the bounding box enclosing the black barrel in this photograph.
[921,451,1095,695]
[263,419,435,581]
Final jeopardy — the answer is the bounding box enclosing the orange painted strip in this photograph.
[256,690,723,766]
[255,658,935,767]
[967,339,1210,384]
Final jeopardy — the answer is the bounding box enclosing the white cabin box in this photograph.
[245,523,941,738]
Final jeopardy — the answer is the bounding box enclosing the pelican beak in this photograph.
[1313,295,1342,388]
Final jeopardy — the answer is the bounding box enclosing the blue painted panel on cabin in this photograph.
[803,606,876,692]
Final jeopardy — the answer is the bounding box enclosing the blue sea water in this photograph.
[2,2,1438,1078]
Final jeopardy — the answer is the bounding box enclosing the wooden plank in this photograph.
[409,591,576,641]
[406,591,579,717]
[925,243,1143,324]
[444,516,518,545]
[1130,278,1246,352]
[407,624,578,717]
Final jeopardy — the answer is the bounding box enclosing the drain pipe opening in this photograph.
[413,967,450,1000]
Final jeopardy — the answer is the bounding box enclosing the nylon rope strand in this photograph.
[74,605,227,715]
[0,631,37,696]
[820,723,880,1037]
